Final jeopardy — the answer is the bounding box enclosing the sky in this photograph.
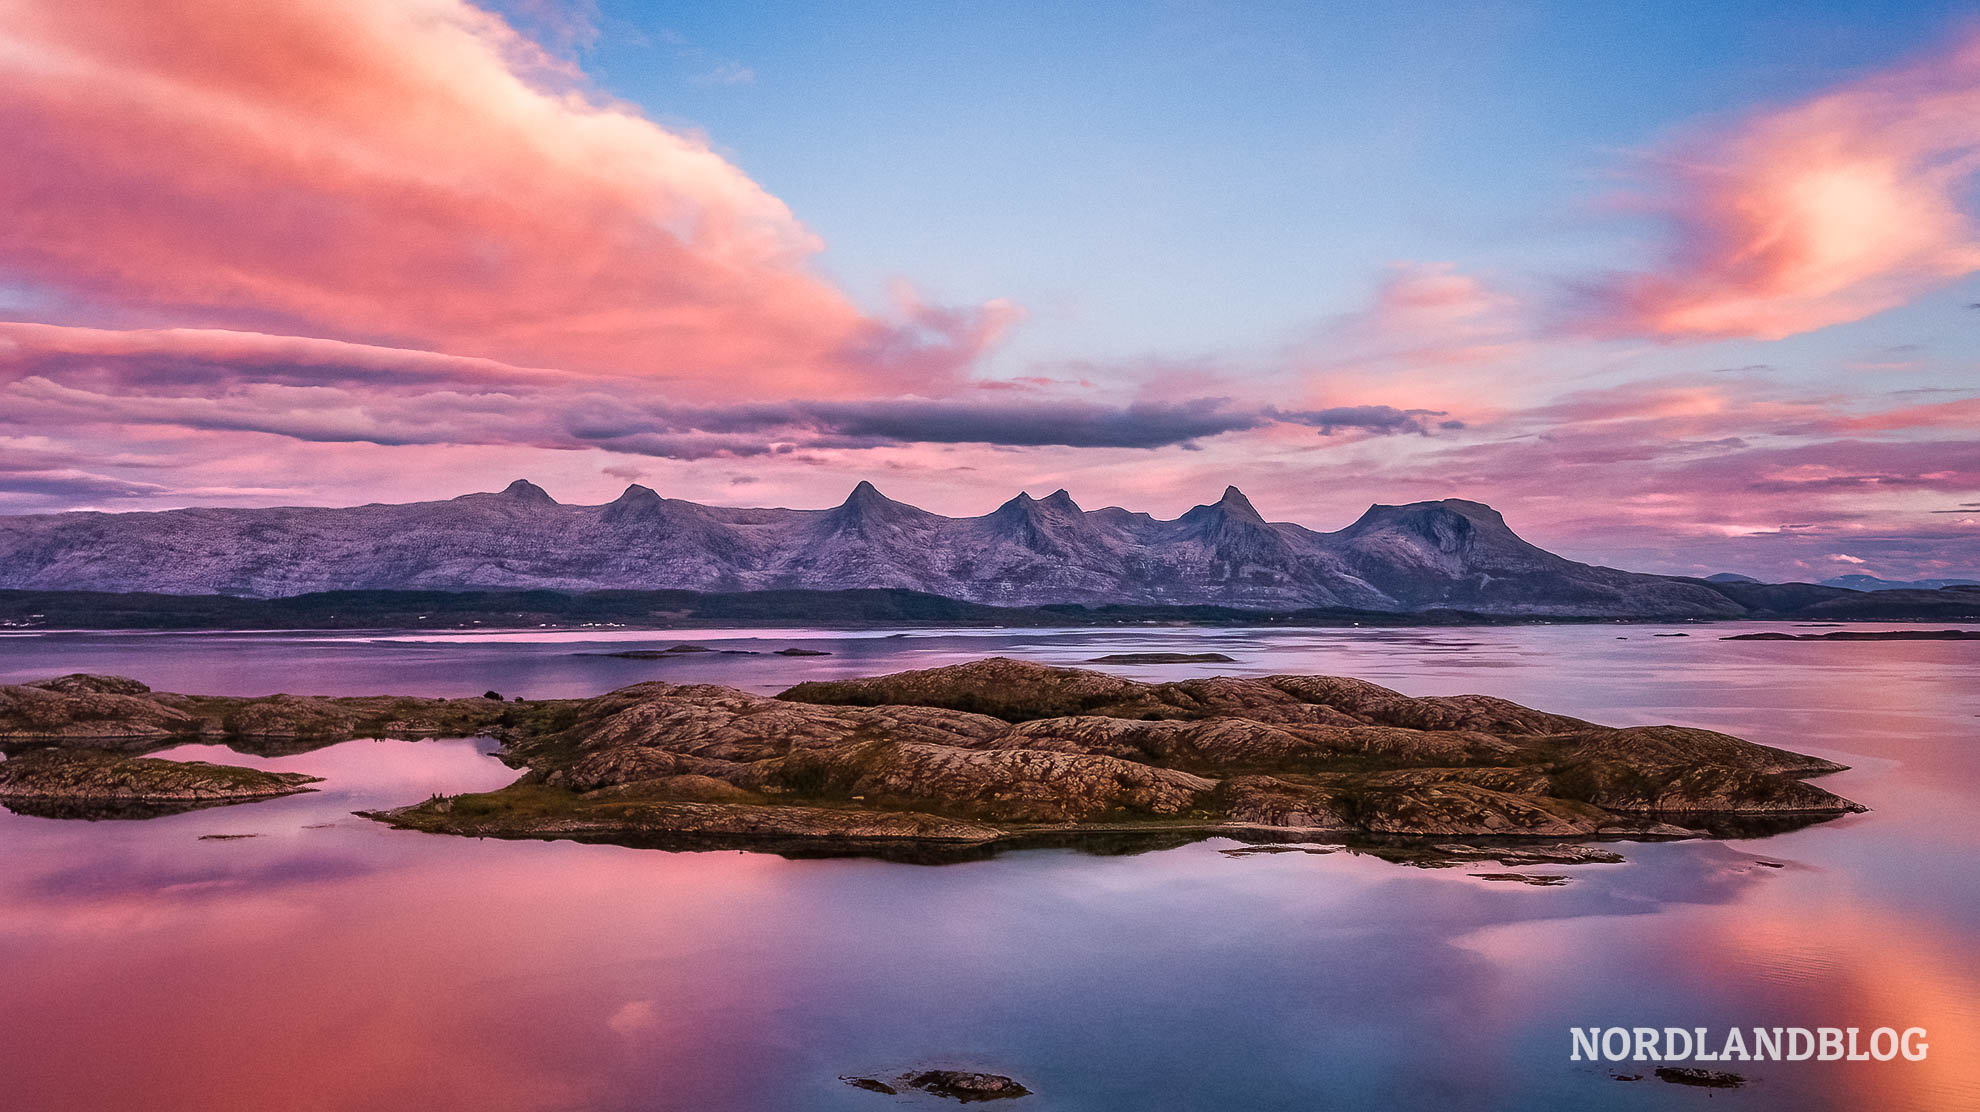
[1,0,1978,581]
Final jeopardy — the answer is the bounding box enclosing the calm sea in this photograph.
[0,623,1974,1111]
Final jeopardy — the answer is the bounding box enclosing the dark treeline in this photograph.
[0,584,1975,631]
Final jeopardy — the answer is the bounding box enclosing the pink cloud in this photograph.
[1596,31,1980,340]
[1350,262,1523,366]
[0,320,1459,463]
[1312,261,1524,371]
[0,322,575,390]
[0,0,1010,397]
[1287,261,1541,423]
[1819,394,1980,433]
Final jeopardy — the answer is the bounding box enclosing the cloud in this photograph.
[489,0,599,59]
[0,323,1459,458]
[1270,405,1457,436]
[0,466,169,501]
[1302,262,1526,376]
[766,398,1265,449]
[689,62,755,87]
[1589,30,1980,340]
[605,999,656,1035]
[1287,261,1540,421]
[1411,427,1980,577]
[0,0,1006,397]
[0,322,578,390]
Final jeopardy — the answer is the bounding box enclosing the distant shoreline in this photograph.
[2,586,1976,633]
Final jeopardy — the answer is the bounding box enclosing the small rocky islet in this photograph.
[587,644,834,659]
[0,746,320,818]
[0,661,1863,858]
[1085,652,1237,664]
[1653,1066,1746,1088]
[841,1070,1032,1102]
[1724,629,1980,641]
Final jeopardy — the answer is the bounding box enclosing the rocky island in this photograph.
[372,658,1862,855]
[0,673,510,750]
[0,662,1864,856]
[0,748,320,818]
[1724,629,1980,641]
[842,1070,1032,1101]
[0,672,494,816]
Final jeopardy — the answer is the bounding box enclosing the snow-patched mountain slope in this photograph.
[0,480,1745,616]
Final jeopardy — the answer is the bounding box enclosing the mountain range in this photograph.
[1,480,1975,620]
[1819,573,1980,592]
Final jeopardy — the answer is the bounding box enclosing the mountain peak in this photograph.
[500,479,555,505]
[981,489,1091,554]
[1349,498,1505,529]
[1337,499,1538,563]
[1040,488,1081,513]
[827,481,928,529]
[1214,485,1262,521]
[600,483,663,523]
[987,489,1082,523]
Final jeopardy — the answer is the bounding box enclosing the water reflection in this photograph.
[0,626,1972,1111]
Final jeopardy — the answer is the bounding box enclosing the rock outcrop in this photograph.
[0,662,1863,851]
[0,675,508,750]
[901,1071,1032,1102]
[359,659,1863,855]
[1725,629,1980,641]
[0,747,320,817]
[843,1070,1032,1102]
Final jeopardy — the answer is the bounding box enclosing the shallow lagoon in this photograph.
[1,623,1975,1111]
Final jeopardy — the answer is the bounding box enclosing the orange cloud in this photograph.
[1600,30,1980,340]
[1287,261,1535,424]
[1329,261,1524,368]
[0,322,575,389]
[0,0,1011,398]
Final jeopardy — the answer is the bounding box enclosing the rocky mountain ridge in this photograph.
[0,480,1944,618]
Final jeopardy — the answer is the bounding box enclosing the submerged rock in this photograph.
[903,1071,1032,1102]
[1363,842,1631,869]
[1469,872,1571,886]
[1218,843,1343,857]
[1654,1067,1745,1088]
[843,1069,1031,1102]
